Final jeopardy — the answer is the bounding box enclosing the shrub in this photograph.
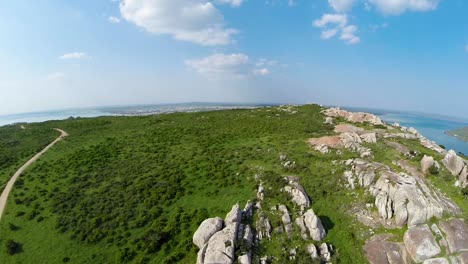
[6,240,22,255]
[428,164,439,175]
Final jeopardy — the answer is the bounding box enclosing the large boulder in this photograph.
[439,219,468,253]
[364,234,409,264]
[193,217,224,249]
[421,155,436,175]
[204,222,238,264]
[225,203,242,224]
[442,150,466,177]
[403,224,441,263]
[361,133,377,143]
[303,209,326,241]
[278,205,293,238]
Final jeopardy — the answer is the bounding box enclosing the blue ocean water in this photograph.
[377,112,468,156]
[343,107,468,156]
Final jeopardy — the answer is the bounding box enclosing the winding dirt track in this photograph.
[0,128,68,221]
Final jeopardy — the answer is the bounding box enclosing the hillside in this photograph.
[446,127,468,142]
[0,105,466,264]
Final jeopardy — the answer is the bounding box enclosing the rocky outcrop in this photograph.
[303,209,326,241]
[403,224,441,263]
[193,217,224,249]
[442,150,468,187]
[439,219,468,254]
[421,155,440,175]
[345,159,459,228]
[334,124,364,133]
[323,107,384,125]
[422,258,449,264]
[278,205,294,238]
[283,177,311,208]
[361,132,377,143]
[364,234,409,264]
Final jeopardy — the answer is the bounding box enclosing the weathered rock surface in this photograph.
[361,132,377,143]
[283,178,311,208]
[323,107,384,125]
[439,219,468,254]
[303,209,326,241]
[458,251,468,264]
[386,141,410,155]
[421,155,436,175]
[442,150,468,187]
[422,258,449,264]
[319,243,332,263]
[225,203,242,224]
[403,224,441,263]
[204,223,238,264]
[306,244,319,260]
[364,234,409,264]
[256,213,272,241]
[193,217,224,249]
[334,124,364,133]
[278,205,294,238]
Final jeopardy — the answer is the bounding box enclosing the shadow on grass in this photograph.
[319,215,335,232]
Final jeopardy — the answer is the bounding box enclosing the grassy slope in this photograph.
[0,124,59,192]
[0,105,466,264]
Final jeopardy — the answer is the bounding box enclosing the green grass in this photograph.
[0,124,59,192]
[0,105,465,264]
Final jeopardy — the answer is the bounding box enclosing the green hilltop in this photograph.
[0,105,466,264]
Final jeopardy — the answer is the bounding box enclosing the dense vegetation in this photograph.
[0,105,465,263]
[0,125,58,191]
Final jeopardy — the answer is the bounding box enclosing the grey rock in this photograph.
[404,224,441,263]
[204,222,238,264]
[306,244,319,260]
[225,203,242,224]
[363,234,409,264]
[421,155,436,175]
[439,219,468,253]
[423,258,449,264]
[193,217,224,249]
[303,209,326,241]
[319,243,332,263]
[361,132,377,143]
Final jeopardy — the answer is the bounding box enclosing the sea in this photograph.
[345,107,468,156]
[1,103,467,155]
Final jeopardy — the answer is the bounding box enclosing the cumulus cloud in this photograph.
[368,0,440,15]
[59,52,90,60]
[313,14,347,28]
[321,29,338,39]
[108,16,121,23]
[328,0,356,12]
[185,53,274,77]
[215,0,244,7]
[119,0,238,46]
[313,14,359,45]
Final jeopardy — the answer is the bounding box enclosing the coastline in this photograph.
[445,130,468,143]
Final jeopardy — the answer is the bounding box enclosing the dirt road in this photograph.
[0,128,68,221]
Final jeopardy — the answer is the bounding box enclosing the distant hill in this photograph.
[446,127,468,142]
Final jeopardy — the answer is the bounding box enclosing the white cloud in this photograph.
[185,53,249,76]
[340,25,360,44]
[328,0,356,12]
[119,0,238,46]
[321,29,338,39]
[46,72,66,81]
[253,68,270,76]
[59,52,90,60]
[313,14,359,44]
[368,0,440,15]
[108,16,121,23]
[185,53,276,77]
[313,14,347,28]
[215,0,244,7]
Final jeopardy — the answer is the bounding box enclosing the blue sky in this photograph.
[1,0,467,118]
